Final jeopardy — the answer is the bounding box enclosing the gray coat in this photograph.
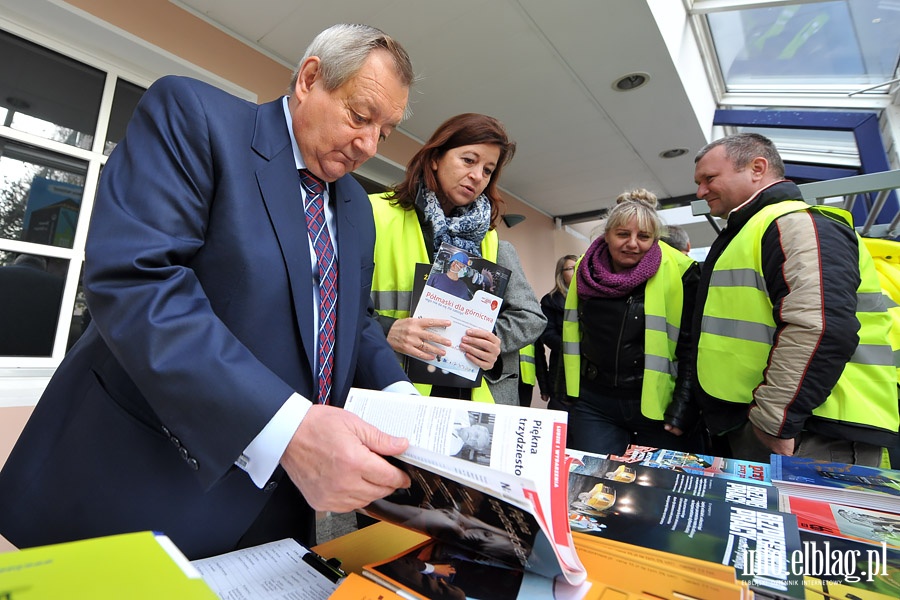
[484,240,547,404]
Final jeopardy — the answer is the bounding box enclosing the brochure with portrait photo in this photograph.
[406,242,511,384]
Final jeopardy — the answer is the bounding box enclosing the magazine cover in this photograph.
[407,242,511,382]
[610,444,771,484]
[781,495,900,548]
[798,530,900,600]
[567,470,805,599]
[565,451,779,510]
[771,456,900,513]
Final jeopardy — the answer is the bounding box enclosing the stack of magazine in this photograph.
[770,455,900,513]
[565,448,804,600]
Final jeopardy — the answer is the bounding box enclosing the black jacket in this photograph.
[579,262,701,430]
[539,290,566,400]
[693,180,896,448]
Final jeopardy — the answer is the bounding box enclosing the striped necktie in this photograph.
[299,169,337,404]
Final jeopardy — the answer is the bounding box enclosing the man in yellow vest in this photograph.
[692,133,898,466]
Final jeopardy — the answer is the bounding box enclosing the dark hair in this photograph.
[388,113,516,230]
[694,132,785,179]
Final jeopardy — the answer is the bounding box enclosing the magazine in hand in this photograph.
[357,445,588,599]
[406,242,511,382]
[344,388,585,595]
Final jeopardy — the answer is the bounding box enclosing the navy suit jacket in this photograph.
[0,76,407,558]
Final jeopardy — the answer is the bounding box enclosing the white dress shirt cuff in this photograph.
[236,393,312,489]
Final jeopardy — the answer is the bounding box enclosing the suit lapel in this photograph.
[332,178,360,402]
[253,100,316,376]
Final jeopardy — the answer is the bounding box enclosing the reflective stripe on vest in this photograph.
[863,237,900,382]
[519,344,537,385]
[369,193,498,403]
[562,243,694,419]
[697,201,898,432]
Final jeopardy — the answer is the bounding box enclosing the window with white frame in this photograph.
[0,28,144,365]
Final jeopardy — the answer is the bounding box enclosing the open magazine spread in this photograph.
[344,388,584,588]
[357,445,588,598]
[408,242,511,382]
[363,538,589,600]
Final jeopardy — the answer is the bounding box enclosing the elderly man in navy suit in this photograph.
[0,24,418,559]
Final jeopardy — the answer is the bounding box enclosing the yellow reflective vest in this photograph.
[697,201,899,432]
[369,193,498,402]
[562,242,695,419]
[519,344,537,386]
[862,237,900,383]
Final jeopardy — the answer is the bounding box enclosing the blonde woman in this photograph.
[562,190,702,455]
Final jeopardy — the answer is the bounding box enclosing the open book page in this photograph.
[359,444,586,586]
[191,538,339,600]
[344,388,579,576]
[408,242,511,382]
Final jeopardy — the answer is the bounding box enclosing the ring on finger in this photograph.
[419,340,426,351]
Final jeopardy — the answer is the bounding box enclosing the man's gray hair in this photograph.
[289,23,415,117]
[660,225,690,252]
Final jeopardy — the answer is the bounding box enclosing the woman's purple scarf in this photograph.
[577,236,661,299]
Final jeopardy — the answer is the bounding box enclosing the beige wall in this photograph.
[65,0,591,291]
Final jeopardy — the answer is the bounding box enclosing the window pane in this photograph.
[0,28,105,149]
[105,78,145,155]
[708,1,900,93]
[0,251,68,356]
[0,141,87,249]
[737,125,859,166]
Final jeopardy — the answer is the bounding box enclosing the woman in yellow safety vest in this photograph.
[563,190,702,455]
[369,113,545,405]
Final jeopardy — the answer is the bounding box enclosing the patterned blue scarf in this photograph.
[421,187,491,257]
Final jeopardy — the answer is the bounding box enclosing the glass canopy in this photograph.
[704,0,900,95]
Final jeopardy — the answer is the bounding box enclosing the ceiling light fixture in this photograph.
[659,148,689,159]
[612,72,650,92]
[502,214,526,228]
